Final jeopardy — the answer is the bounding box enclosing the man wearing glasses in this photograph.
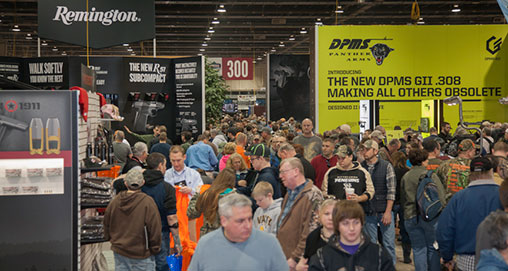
[248,144,282,199]
[277,157,323,271]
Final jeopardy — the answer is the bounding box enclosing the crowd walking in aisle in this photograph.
[106,113,508,271]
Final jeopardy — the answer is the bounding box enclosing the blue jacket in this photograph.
[477,248,508,271]
[436,179,503,261]
[185,141,218,171]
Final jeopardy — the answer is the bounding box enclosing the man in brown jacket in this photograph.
[277,157,323,270]
[104,168,162,270]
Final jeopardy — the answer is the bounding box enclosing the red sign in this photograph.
[222,58,253,80]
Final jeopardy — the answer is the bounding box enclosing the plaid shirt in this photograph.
[367,159,396,201]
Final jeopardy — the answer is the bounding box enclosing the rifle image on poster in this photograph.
[0,113,28,144]
[132,100,165,132]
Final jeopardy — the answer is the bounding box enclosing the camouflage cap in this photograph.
[458,139,475,152]
[370,130,385,140]
[125,167,144,190]
[362,139,379,150]
[336,145,353,158]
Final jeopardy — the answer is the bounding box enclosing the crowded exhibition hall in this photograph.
[1,1,508,271]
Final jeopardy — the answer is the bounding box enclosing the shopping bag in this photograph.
[166,253,182,271]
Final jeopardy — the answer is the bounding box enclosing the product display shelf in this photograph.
[80,165,113,173]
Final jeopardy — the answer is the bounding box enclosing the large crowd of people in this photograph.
[105,114,508,271]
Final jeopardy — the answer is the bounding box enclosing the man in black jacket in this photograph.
[247,144,283,199]
[142,153,181,271]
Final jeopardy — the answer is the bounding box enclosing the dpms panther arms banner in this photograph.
[317,25,508,131]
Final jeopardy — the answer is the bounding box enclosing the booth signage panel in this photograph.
[38,0,155,48]
[317,25,508,132]
[221,57,253,80]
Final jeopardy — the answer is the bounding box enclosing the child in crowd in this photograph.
[252,181,283,235]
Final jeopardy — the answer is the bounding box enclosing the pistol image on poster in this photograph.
[132,100,165,132]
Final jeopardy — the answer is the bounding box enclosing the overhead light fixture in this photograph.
[208,27,215,33]
[130,53,136,56]
[52,47,58,52]
[270,48,276,52]
[289,35,295,41]
[199,48,205,52]
[451,5,460,13]
[41,41,48,46]
[253,60,257,64]
[25,33,32,40]
[198,53,203,56]
[263,52,267,56]
[127,48,133,52]
[123,43,129,47]
[11,25,20,32]
[315,18,323,25]
[300,28,307,34]
[204,36,211,41]
[61,51,67,56]
[202,43,208,47]
[212,18,220,24]
[279,42,285,47]
[417,17,425,24]
[217,4,226,13]
[257,57,262,60]
[335,6,344,13]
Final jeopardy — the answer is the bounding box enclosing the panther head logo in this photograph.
[370,43,394,65]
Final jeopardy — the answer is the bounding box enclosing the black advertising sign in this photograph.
[173,57,204,136]
[38,0,155,48]
[23,57,69,89]
[0,57,22,82]
[0,90,79,270]
[122,57,174,134]
[269,54,310,122]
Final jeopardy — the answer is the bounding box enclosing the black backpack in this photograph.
[416,170,443,221]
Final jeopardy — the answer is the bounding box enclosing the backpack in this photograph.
[416,170,443,221]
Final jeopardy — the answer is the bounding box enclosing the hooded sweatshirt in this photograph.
[253,197,283,235]
[142,169,177,231]
[322,161,375,201]
[308,234,394,271]
[104,190,162,259]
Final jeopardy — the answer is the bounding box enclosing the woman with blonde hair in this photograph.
[187,168,236,237]
[296,199,336,271]
[226,153,257,195]
[219,142,237,171]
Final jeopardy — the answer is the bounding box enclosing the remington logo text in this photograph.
[53,6,141,26]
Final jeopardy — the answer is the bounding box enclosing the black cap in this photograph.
[248,144,270,158]
[470,157,493,172]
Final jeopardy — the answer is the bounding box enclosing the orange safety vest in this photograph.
[170,184,211,271]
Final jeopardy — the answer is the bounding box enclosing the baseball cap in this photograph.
[70,86,89,122]
[470,157,493,172]
[336,145,353,158]
[124,167,144,190]
[370,130,385,140]
[249,144,270,158]
[458,139,475,152]
[362,139,379,150]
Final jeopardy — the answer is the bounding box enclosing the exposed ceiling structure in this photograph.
[0,0,504,60]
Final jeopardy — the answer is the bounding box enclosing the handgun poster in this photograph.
[0,90,79,271]
[0,90,76,196]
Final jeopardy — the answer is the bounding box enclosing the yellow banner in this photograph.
[317,25,508,131]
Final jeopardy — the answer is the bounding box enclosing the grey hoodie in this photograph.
[253,197,283,236]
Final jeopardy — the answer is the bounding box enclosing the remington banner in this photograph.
[316,25,508,132]
[38,0,155,48]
